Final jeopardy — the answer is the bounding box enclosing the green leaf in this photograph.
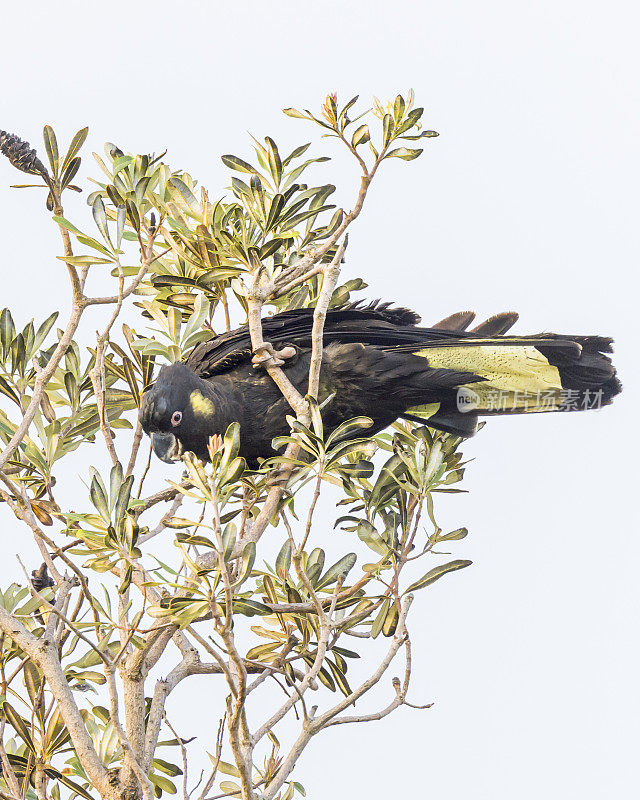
[281,157,330,190]
[357,520,389,556]
[395,107,424,135]
[246,641,281,662]
[306,395,323,438]
[282,142,311,166]
[305,548,325,585]
[331,645,360,660]
[135,175,152,205]
[169,177,201,215]
[51,215,84,236]
[265,137,282,187]
[368,454,407,512]
[167,307,180,344]
[339,95,359,123]
[182,294,209,343]
[61,126,88,174]
[90,475,111,524]
[56,254,114,266]
[282,205,336,230]
[326,416,372,446]
[317,553,357,589]
[259,238,284,259]
[282,107,309,119]
[220,422,241,471]
[382,113,395,147]
[231,176,252,199]
[126,199,140,232]
[351,124,370,148]
[23,661,43,716]
[405,559,472,594]
[438,527,468,541]
[66,669,106,685]
[152,758,183,777]
[371,597,390,639]
[315,664,336,691]
[43,125,59,178]
[109,462,123,510]
[116,204,126,250]
[114,474,134,526]
[326,657,352,697]
[56,773,94,800]
[232,599,271,616]
[3,702,37,753]
[150,773,177,794]
[113,155,134,176]
[92,195,113,248]
[60,156,81,191]
[222,523,236,561]
[45,708,71,754]
[265,193,285,231]
[0,308,15,352]
[0,376,19,405]
[231,542,256,588]
[219,782,241,795]
[275,540,291,579]
[267,729,280,751]
[33,311,58,352]
[207,758,241,778]
[64,371,78,407]
[382,602,399,637]
[385,147,423,161]
[151,275,199,289]
[221,154,257,174]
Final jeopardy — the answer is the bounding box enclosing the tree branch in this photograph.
[307,235,347,399]
[0,607,114,798]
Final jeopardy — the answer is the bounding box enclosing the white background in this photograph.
[1,1,638,798]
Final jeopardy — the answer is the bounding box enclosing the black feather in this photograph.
[140,302,621,464]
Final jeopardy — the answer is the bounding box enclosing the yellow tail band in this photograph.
[414,344,564,412]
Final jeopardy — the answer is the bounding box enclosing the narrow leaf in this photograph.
[351,124,370,148]
[317,553,357,589]
[385,147,423,161]
[275,540,291,579]
[43,125,59,177]
[221,154,257,174]
[405,559,472,594]
[62,127,88,174]
[92,196,113,247]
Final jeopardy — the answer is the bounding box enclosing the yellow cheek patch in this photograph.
[189,390,215,418]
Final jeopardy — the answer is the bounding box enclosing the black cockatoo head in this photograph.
[140,362,220,463]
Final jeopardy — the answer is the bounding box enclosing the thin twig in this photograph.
[126,420,145,477]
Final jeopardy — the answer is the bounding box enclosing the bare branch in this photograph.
[307,235,348,399]
[83,245,170,306]
[126,420,146,477]
[261,596,414,800]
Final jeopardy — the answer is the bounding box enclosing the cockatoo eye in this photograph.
[171,410,182,426]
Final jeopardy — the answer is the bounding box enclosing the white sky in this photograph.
[1,1,638,798]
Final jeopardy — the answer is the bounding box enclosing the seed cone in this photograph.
[31,563,55,592]
[0,129,48,176]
